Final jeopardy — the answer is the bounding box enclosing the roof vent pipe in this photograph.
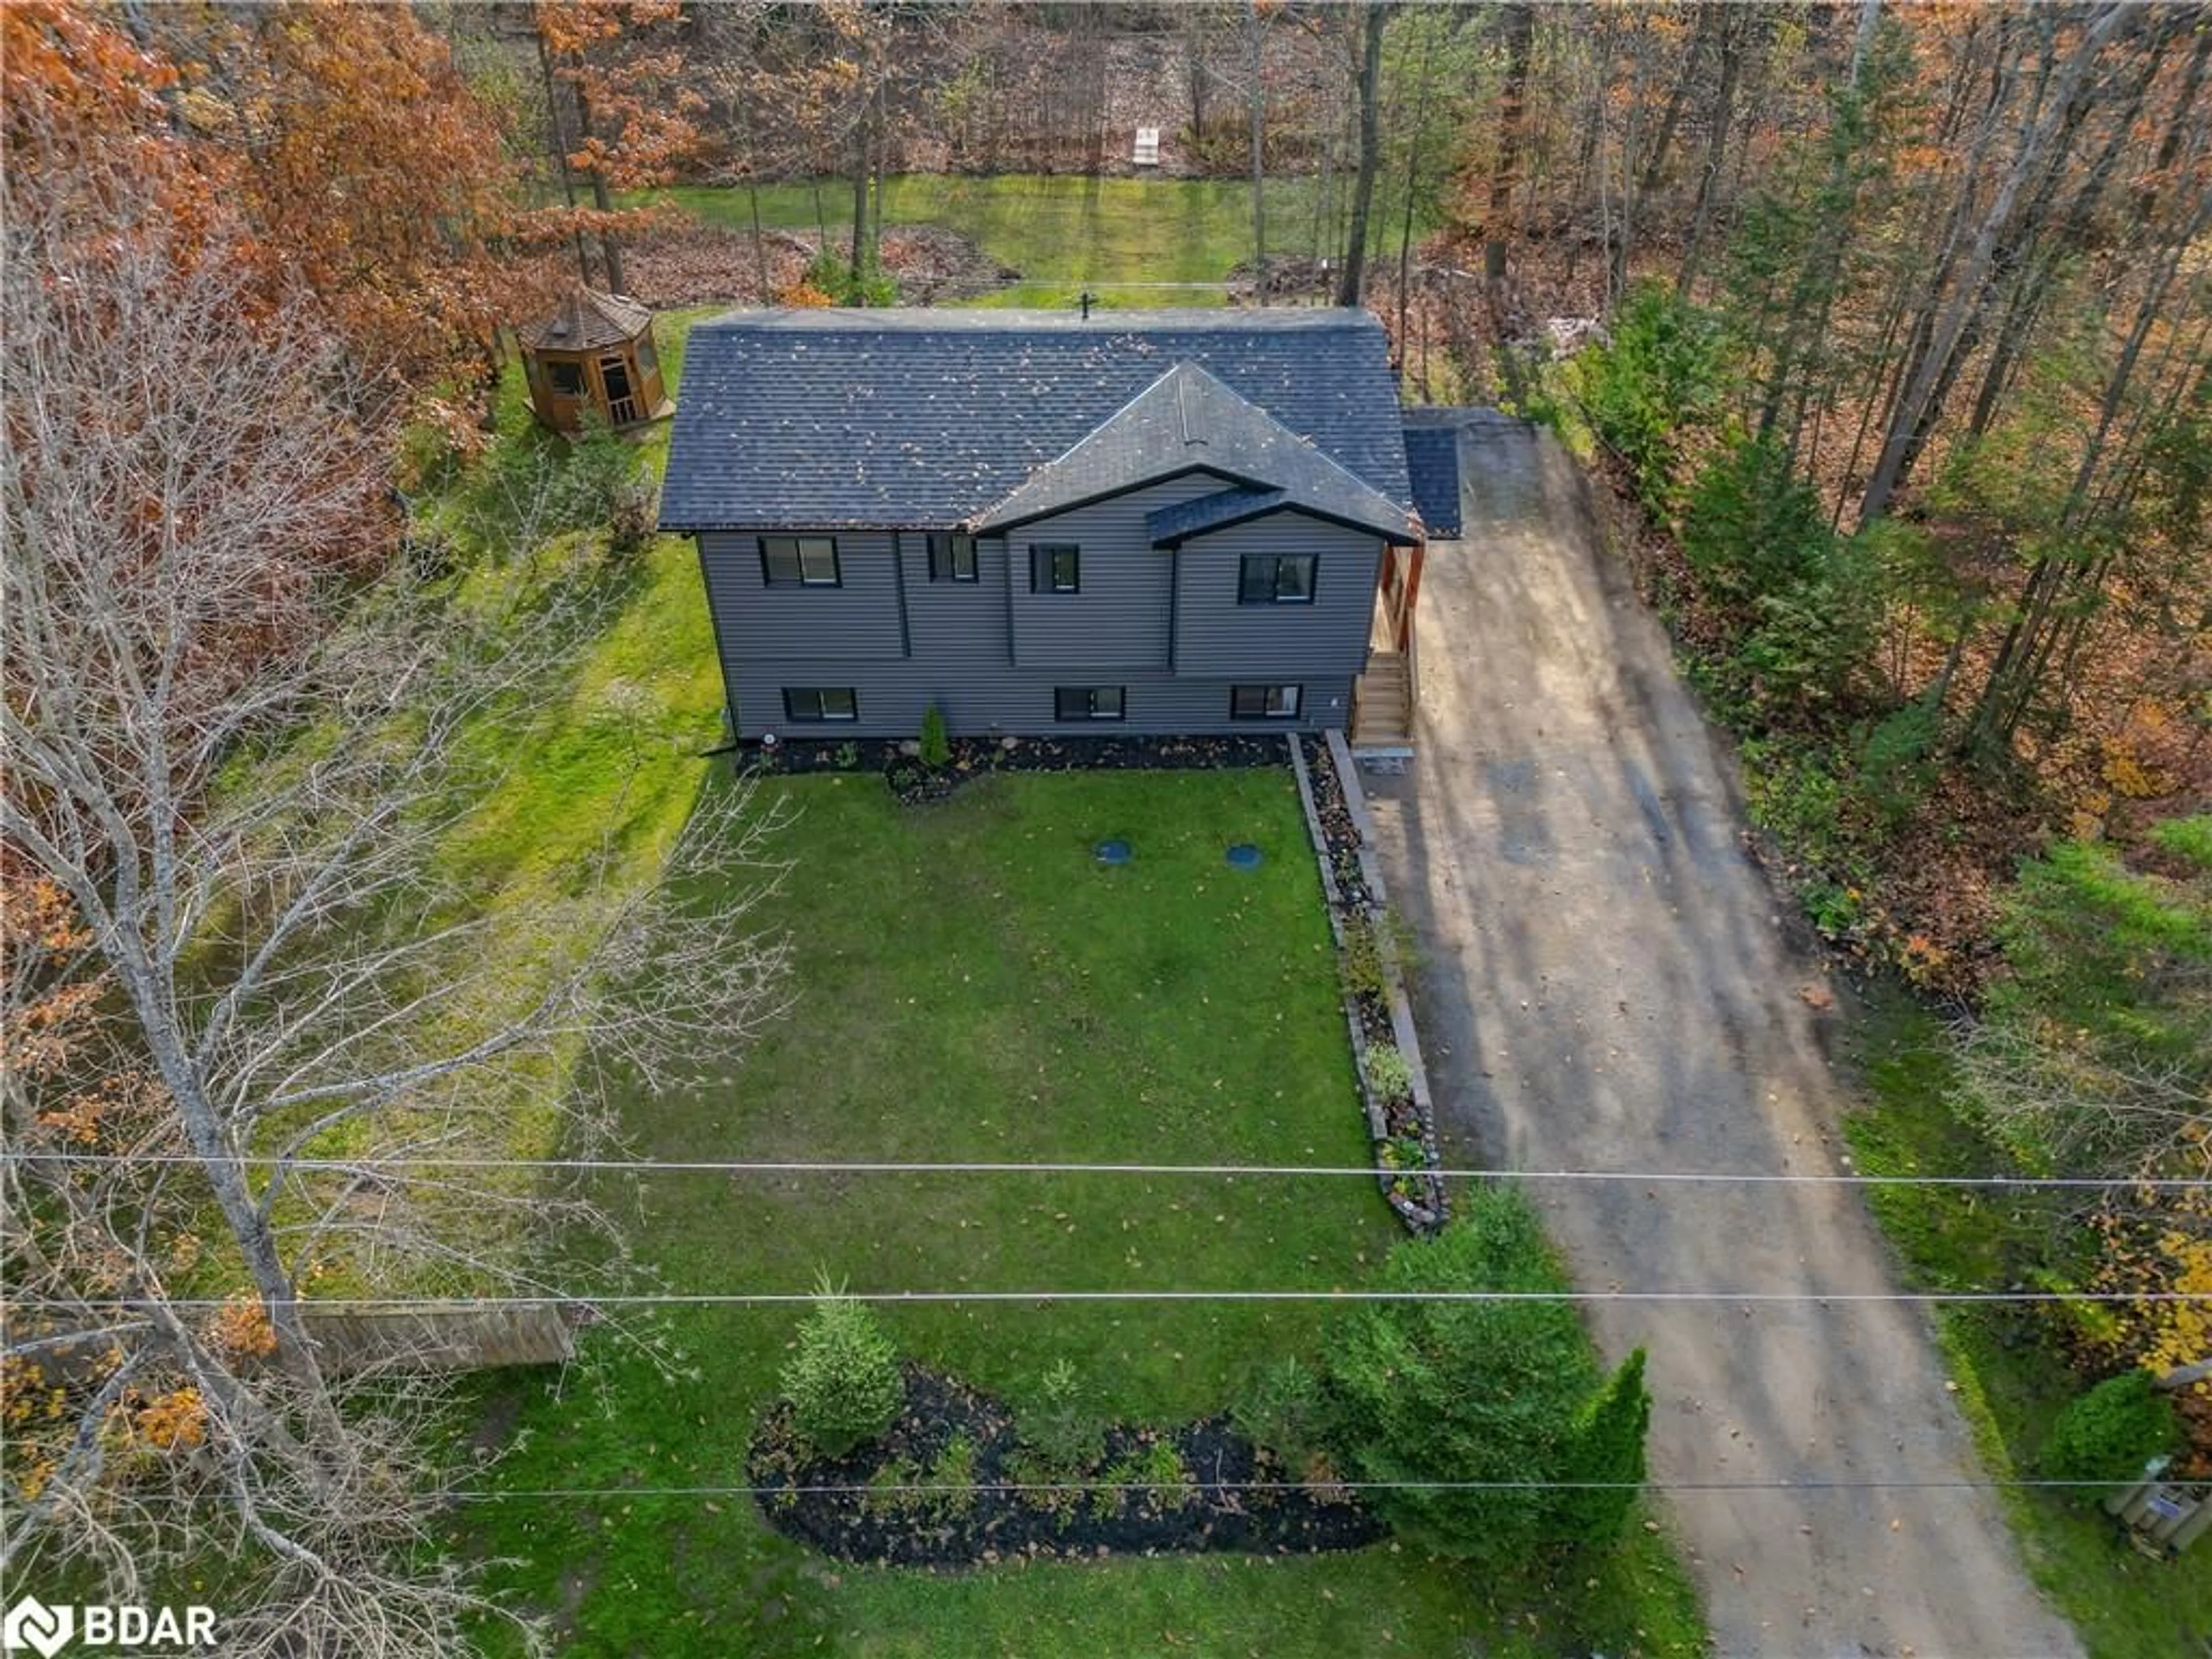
[1079,290,1098,321]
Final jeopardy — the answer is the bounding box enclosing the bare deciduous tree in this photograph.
[2,161,789,1657]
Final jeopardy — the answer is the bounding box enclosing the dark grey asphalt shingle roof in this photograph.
[1402,425,1463,537]
[978,362,1414,543]
[1146,486,1289,544]
[658,308,1412,532]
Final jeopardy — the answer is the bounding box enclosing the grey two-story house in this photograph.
[659,308,1425,743]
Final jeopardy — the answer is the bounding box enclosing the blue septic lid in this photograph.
[1094,839,1133,865]
[1226,843,1263,870]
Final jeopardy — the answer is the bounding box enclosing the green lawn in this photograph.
[456,767,1701,1657]
[1843,989,2212,1659]
[423,307,1696,1657]
[637,173,1430,310]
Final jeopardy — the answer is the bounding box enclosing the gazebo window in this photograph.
[634,333,658,376]
[547,360,586,397]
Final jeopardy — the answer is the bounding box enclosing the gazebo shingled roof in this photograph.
[517,287,654,353]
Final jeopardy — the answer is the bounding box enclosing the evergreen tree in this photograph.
[1556,1347,1652,1544]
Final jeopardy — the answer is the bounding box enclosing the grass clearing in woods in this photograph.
[1842,987,2212,1659]
[635,173,1442,310]
[457,766,1703,1657]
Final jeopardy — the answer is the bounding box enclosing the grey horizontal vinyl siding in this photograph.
[900,531,1013,671]
[730,660,1356,739]
[1172,512,1381,679]
[698,531,905,662]
[1008,475,1221,672]
[696,487,1374,740]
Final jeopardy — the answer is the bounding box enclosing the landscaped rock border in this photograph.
[749,1365,1381,1568]
[1288,734,1449,1233]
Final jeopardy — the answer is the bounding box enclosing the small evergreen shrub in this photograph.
[781,1278,903,1459]
[2038,1371,2177,1488]
[1683,435,1877,717]
[1554,1347,1653,1544]
[1321,1186,1615,1563]
[926,1434,978,1520]
[919,704,951,768]
[1233,1356,1325,1469]
[1021,1358,1101,1476]
[1362,1043,1413,1100]
[805,251,897,308]
[1137,1438,1194,1512]
[1570,282,1730,518]
[1854,695,1942,830]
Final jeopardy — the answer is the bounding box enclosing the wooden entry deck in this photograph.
[1351,537,1422,750]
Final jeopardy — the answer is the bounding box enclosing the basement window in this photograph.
[1055,687,1124,722]
[783,687,858,723]
[1230,684,1302,719]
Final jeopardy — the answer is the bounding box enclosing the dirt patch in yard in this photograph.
[620,222,1018,309]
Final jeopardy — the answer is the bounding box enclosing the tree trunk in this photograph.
[1860,3,2134,522]
[1396,15,1441,380]
[850,92,869,282]
[1337,2,1389,306]
[574,82,623,293]
[1486,1,1535,286]
[1754,0,1884,448]
[536,31,592,285]
[1675,6,1745,300]
[1967,53,2153,440]
[1964,189,2204,751]
[1607,10,1653,304]
[1247,0,1267,302]
[2157,1355,2212,1392]
[1638,2,1711,194]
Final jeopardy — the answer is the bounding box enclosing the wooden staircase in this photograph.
[1351,649,1414,749]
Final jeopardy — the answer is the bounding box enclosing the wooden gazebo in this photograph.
[517,287,672,434]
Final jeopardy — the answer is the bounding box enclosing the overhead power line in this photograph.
[11,1150,2207,1191]
[25,1288,2212,1312]
[450,1474,2158,1501]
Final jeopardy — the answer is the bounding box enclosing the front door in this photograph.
[600,355,638,426]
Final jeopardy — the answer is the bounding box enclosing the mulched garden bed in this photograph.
[744,733,1290,805]
[1294,734,1374,911]
[1293,734,1449,1233]
[749,1366,1381,1569]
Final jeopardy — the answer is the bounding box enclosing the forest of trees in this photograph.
[3,1,2207,1649]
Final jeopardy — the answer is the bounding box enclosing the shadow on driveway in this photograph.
[1359,414,2080,1659]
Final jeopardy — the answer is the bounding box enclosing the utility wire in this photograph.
[11,1150,2207,1191]
[92,1474,2172,1505]
[20,1289,2212,1312]
[450,1475,2161,1501]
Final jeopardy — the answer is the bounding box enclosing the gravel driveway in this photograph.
[1357,415,2080,1659]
